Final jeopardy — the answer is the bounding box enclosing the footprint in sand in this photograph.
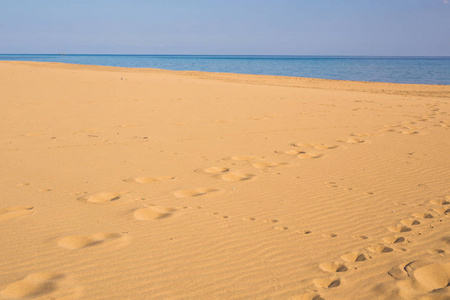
[0,207,34,222]
[203,167,229,174]
[126,176,175,183]
[327,181,339,188]
[207,212,230,219]
[386,261,450,299]
[221,172,254,182]
[434,207,450,216]
[252,162,287,170]
[401,130,419,135]
[338,138,365,144]
[400,121,417,125]
[263,219,279,224]
[367,244,393,253]
[430,198,449,206]
[133,206,177,220]
[284,149,304,155]
[77,192,122,203]
[295,291,324,300]
[173,188,217,198]
[57,233,124,250]
[380,128,397,133]
[313,277,341,289]
[350,132,376,137]
[297,153,322,159]
[400,218,421,226]
[341,252,367,262]
[1,272,64,299]
[426,249,446,255]
[319,262,348,273]
[438,121,450,128]
[412,212,434,219]
[322,233,337,238]
[387,225,412,233]
[326,182,356,191]
[313,144,338,150]
[292,142,337,150]
[273,225,289,231]
[413,262,450,292]
[430,198,450,215]
[383,236,406,244]
[291,142,316,147]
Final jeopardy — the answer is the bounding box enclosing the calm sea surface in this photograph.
[1,54,449,85]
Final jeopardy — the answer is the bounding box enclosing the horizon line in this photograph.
[1,53,450,58]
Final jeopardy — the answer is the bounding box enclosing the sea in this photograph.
[1,54,449,85]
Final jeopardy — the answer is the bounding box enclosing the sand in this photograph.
[0,61,449,299]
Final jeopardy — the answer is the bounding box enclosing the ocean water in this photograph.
[1,54,449,85]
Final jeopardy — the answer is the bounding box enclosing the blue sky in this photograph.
[0,0,449,55]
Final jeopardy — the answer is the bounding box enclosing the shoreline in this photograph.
[1,58,449,86]
[2,61,450,94]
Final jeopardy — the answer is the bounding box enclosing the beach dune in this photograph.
[0,61,449,299]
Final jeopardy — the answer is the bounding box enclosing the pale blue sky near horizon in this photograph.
[0,0,449,56]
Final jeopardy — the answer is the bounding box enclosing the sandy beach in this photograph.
[1,61,449,299]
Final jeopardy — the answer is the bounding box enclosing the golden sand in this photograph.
[0,61,449,299]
